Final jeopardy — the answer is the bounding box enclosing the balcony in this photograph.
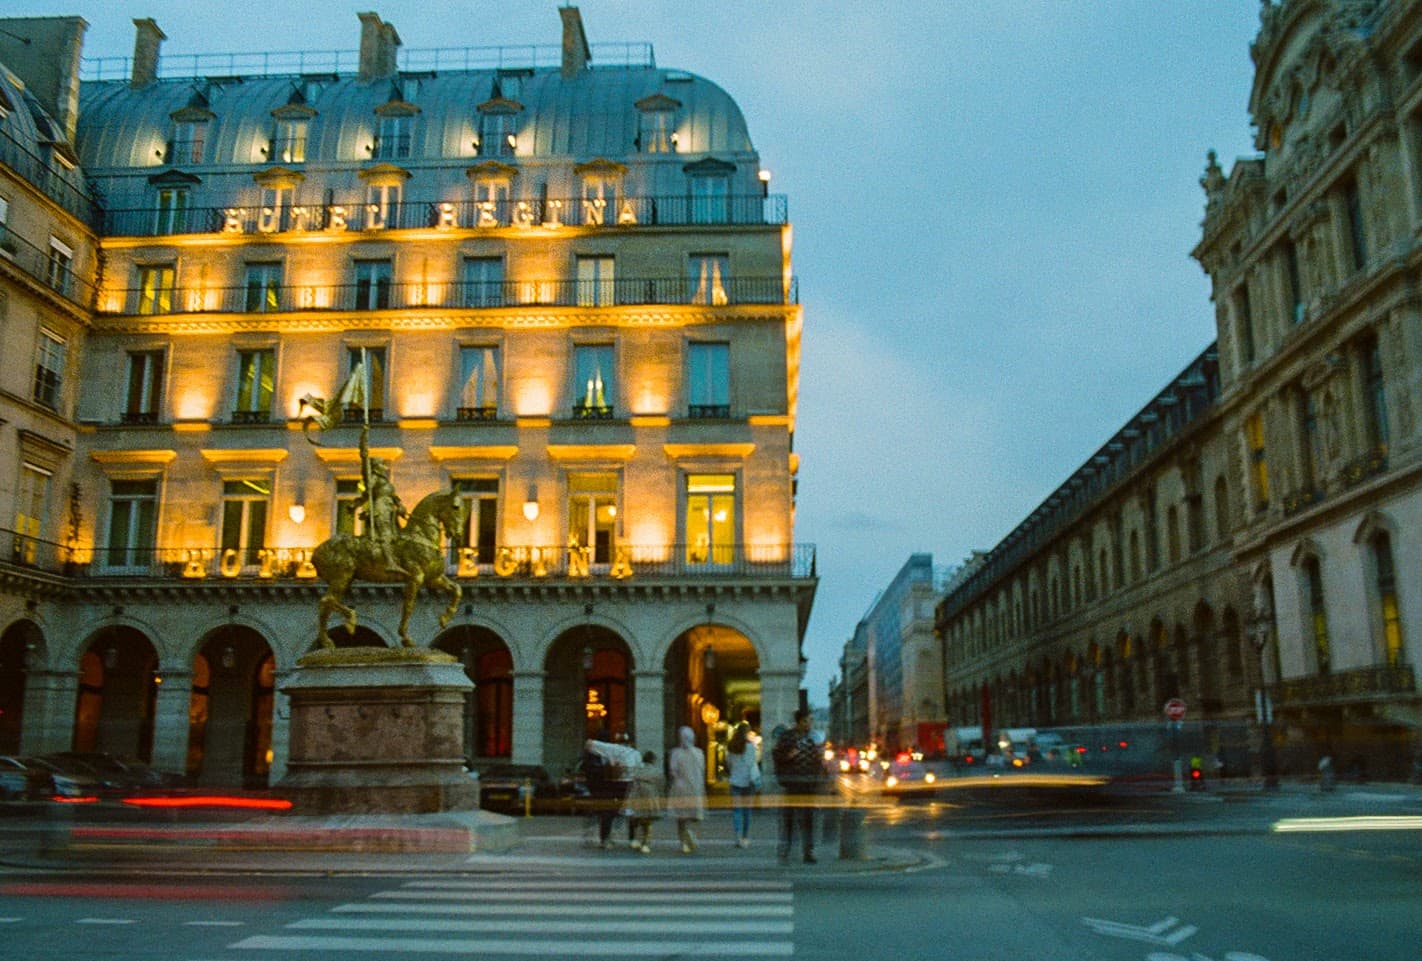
[101,275,797,315]
[0,224,97,310]
[101,193,789,238]
[0,529,815,583]
[0,127,102,228]
[1277,664,1417,708]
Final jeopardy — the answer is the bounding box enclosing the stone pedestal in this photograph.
[277,649,478,814]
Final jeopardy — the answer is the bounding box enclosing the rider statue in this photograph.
[359,428,407,574]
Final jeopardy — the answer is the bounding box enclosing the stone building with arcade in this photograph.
[0,8,815,788]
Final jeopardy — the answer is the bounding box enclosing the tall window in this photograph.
[461,257,504,308]
[365,182,401,229]
[687,342,729,417]
[171,120,208,165]
[686,473,736,565]
[1214,475,1231,542]
[258,186,291,233]
[32,329,65,410]
[478,111,517,157]
[124,350,164,424]
[106,479,158,570]
[352,259,392,310]
[375,114,412,160]
[244,263,282,312]
[1284,241,1304,324]
[1234,286,1255,366]
[1304,557,1330,674]
[235,349,275,423]
[13,464,50,564]
[154,188,190,234]
[137,264,177,315]
[475,647,513,758]
[1165,505,1181,565]
[1372,532,1405,668]
[335,478,363,535]
[220,479,270,568]
[274,118,307,163]
[688,253,729,305]
[638,108,676,153]
[457,346,499,419]
[453,478,498,564]
[568,473,617,564]
[1246,413,1270,509]
[47,238,73,295]
[1298,389,1320,491]
[572,344,614,418]
[690,173,729,224]
[346,346,386,420]
[580,175,618,226]
[1362,334,1389,453]
[472,178,511,226]
[1343,178,1367,271]
[575,255,615,307]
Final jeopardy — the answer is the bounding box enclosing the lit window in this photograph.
[568,473,618,564]
[220,478,270,568]
[1303,557,1330,674]
[106,479,158,570]
[244,263,283,312]
[457,346,499,419]
[154,187,189,234]
[275,118,308,163]
[471,177,511,226]
[235,348,276,422]
[686,473,736,565]
[1246,413,1269,509]
[124,350,165,424]
[1373,532,1405,668]
[335,478,363,536]
[13,463,51,565]
[32,329,65,410]
[572,344,615,418]
[575,255,615,307]
[580,174,618,226]
[345,346,386,421]
[137,264,177,315]
[688,254,729,305]
[365,182,401,229]
[259,186,291,233]
[687,342,729,418]
[461,257,504,308]
[638,109,676,153]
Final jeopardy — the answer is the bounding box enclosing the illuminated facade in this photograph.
[0,8,814,787]
[938,0,1421,778]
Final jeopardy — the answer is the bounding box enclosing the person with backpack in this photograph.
[772,708,825,864]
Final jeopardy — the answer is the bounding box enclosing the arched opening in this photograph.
[73,627,159,762]
[187,626,276,788]
[542,626,633,780]
[664,617,760,783]
[0,620,42,754]
[433,625,513,762]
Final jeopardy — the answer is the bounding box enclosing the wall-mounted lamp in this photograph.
[522,484,540,521]
[759,168,772,198]
[221,644,237,670]
[582,645,594,672]
[506,133,518,150]
[103,645,118,670]
[471,134,481,150]
[703,644,716,671]
[288,499,306,524]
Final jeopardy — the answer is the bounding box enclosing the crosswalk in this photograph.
[227,877,796,957]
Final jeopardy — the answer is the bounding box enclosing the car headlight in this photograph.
[885,776,898,788]
[924,772,936,784]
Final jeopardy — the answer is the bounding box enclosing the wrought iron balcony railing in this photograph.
[0,223,97,309]
[0,127,102,228]
[1277,664,1417,706]
[102,275,797,315]
[0,529,816,582]
[101,193,788,238]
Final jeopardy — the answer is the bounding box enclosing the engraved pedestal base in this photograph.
[277,648,477,814]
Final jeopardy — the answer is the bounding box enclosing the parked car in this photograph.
[473,763,583,814]
[0,756,47,800]
[41,752,184,795]
[1,755,103,799]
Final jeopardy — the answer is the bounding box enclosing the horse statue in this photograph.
[312,487,466,649]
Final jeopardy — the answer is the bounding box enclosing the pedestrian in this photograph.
[625,749,664,853]
[666,725,706,854]
[726,721,761,848]
[772,708,825,864]
[581,729,640,849]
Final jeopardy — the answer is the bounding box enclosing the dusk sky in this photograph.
[9,1,1265,700]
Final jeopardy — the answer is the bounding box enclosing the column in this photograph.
[20,669,78,755]
[267,678,293,783]
[511,670,546,765]
[631,668,664,755]
[758,666,801,788]
[149,668,193,775]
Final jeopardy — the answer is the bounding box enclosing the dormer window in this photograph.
[172,119,209,164]
[635,93,682,154]
[575,160,627,227]
[684,158,736,224]
[466,161,517,227]
[477,90,523,158]
[359,164,410,231]
[375,114,412,160]
[275,118,308,163]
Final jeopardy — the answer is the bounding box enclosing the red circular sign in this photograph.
[1164,698,1187,721]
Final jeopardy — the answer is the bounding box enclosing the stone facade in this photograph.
[0,8,815,789]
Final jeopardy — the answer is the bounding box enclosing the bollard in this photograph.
[838,806,868,860]
[521,778,533,817]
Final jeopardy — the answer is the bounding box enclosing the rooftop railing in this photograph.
[80,42,656,82]
[1,529,815,582]
[100,275,797,315]
[101,194,788,238]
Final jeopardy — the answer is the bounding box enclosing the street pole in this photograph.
[1250,617,1280,791]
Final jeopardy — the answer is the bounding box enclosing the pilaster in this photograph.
[511,670,546,765]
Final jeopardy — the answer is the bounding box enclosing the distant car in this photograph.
[881,756,940,796]
[473,763,583,815]
[0,756,47,800]
[44,752,183,794]
[2,755,102,799]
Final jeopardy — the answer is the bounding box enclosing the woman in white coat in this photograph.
[665,725,707,854]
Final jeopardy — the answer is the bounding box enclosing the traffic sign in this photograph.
[1164,698,1187,721]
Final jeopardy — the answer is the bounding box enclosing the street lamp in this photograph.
[1248,615,1280,790]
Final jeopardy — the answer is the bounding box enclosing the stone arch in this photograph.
[542,623,635,779]
[433,622,514,761]
[74,625,160,763]
[0,619,44,754]
[187,625,276,788]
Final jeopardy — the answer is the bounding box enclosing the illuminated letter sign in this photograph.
[457,547,479,577]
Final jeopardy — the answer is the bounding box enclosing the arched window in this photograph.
[1372,532,1404,668]
[1302,557,1330,674]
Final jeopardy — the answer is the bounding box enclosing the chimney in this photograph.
[358,12,402,82]
[0,17,87,143]
[131,18,165,88]
[560,6,591,79]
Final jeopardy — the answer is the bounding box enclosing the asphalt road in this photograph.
[0,786,1418,960]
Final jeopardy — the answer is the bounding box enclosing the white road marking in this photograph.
[1082,915,1198,946]
[184,920,246,927]
[402,879,791,892]
[232,934,794,955]
[75,918,138,925]
[373,889,791,905]
[336,901,793,918]
[290,917,794,936]
[0,918,22,924]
